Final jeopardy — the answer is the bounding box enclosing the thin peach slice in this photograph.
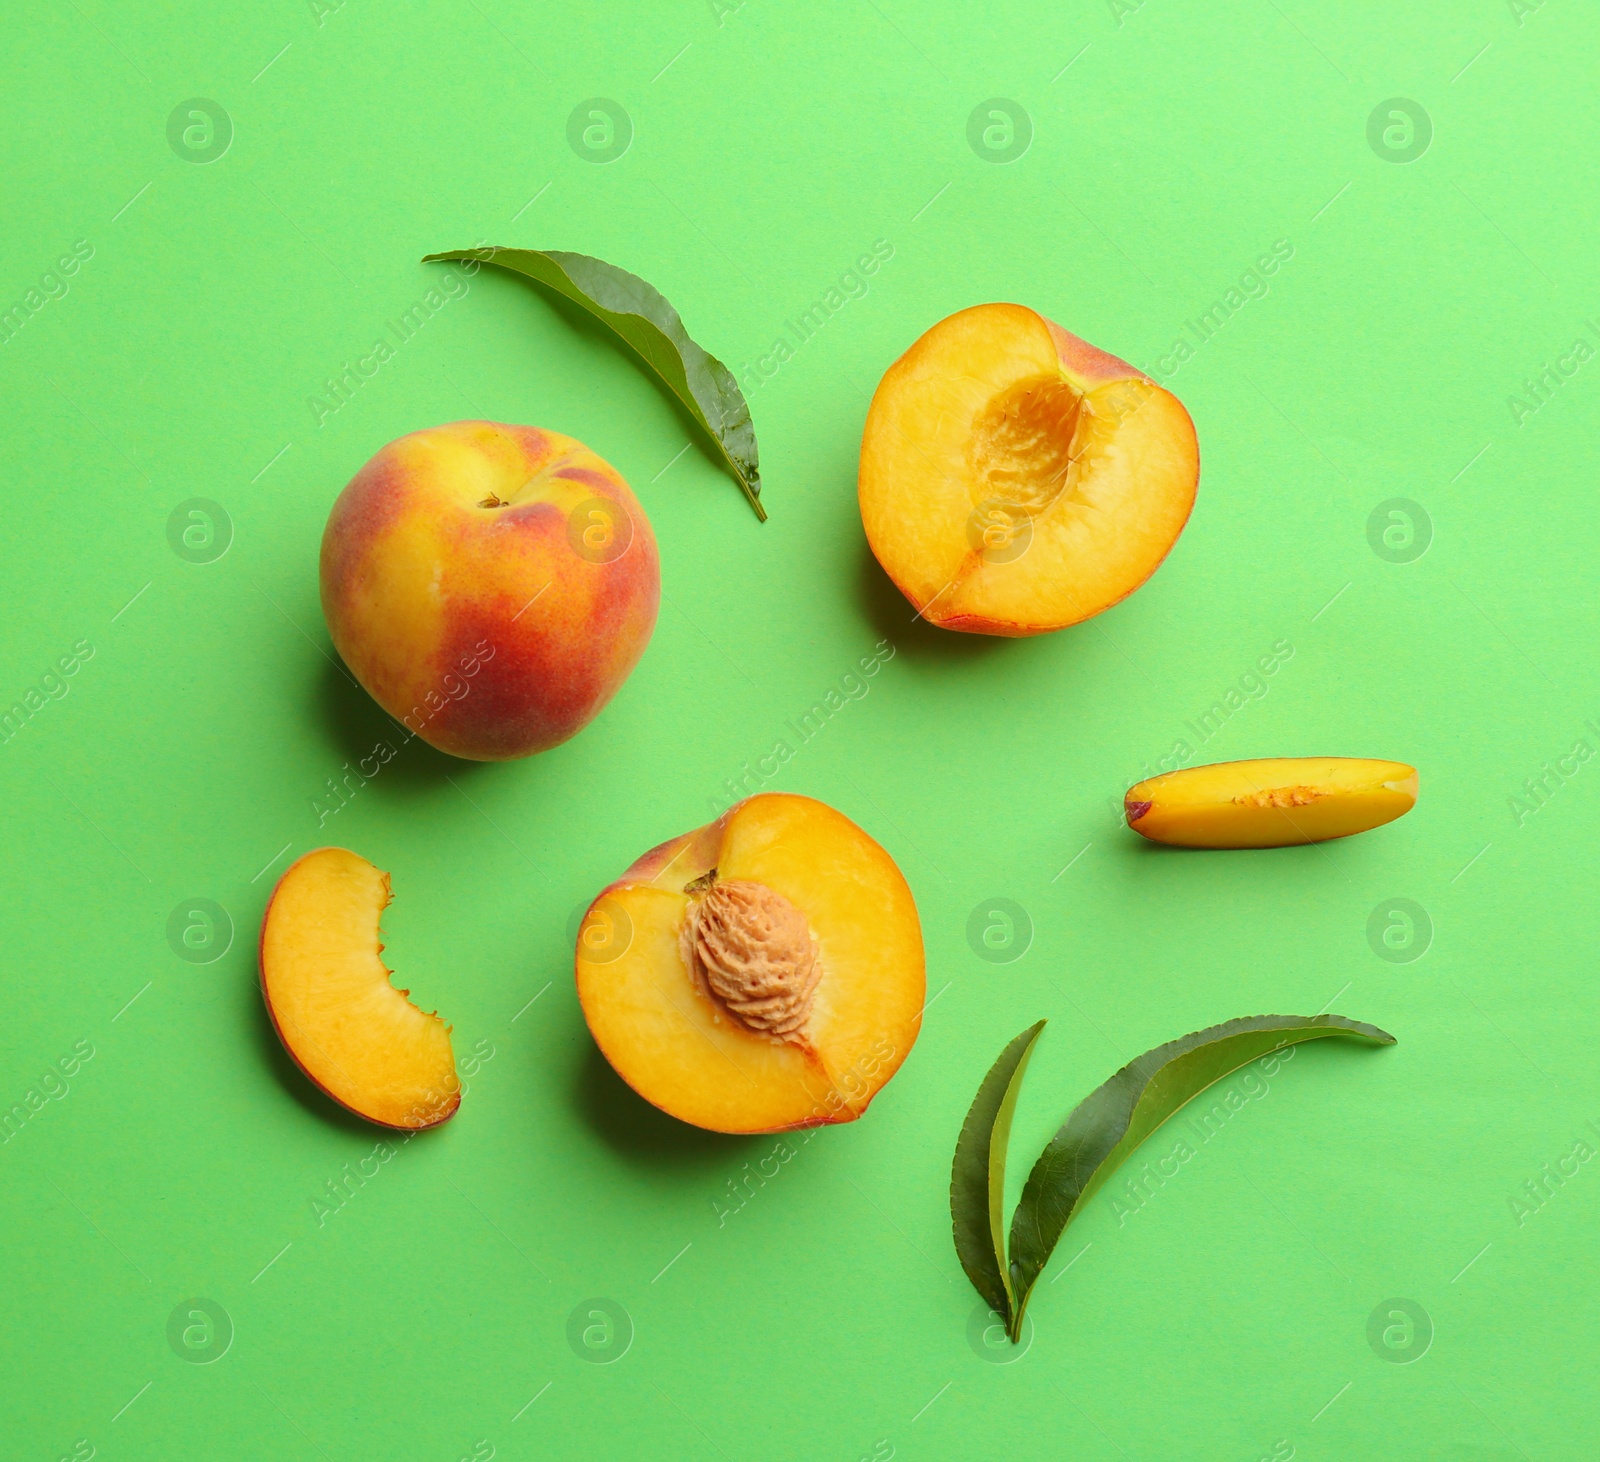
[859,303,1199,635]
[1125,758,1418,848]
[260,847,459,1129]
[575,793,924,1134]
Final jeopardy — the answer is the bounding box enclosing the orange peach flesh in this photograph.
[859,304,1199,635]
[575,794,924,1134]
[1126,758,1419,848]
[260,847,459,1129]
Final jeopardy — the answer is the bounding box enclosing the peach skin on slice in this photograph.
[859,303,1198,635]
[260,847,459,1129]
[575,793,924,1134]
[1125,758,1418,848]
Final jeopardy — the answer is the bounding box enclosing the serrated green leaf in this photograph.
[423,246,765,521]
[950,1019,1046,1322]
[1005,1013,1395,1339]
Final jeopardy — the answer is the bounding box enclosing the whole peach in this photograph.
[320,420,659,760]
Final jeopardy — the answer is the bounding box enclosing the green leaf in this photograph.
[949,1019,1046,1322]
[1005,1013,1395,1339]
[423,246,765,521]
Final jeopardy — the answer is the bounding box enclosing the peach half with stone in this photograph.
[575,793,925,1134]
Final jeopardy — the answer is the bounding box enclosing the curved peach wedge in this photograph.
[260,847,459,1129]
[575,793,925,1134]
[1125,758,1418,848]
[859,304,1199,635]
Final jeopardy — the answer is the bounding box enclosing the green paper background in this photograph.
[3,2,1596,1458]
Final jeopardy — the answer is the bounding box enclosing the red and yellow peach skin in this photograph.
[320,420,659,760]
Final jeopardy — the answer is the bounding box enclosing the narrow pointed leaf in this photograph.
[950,1020,1047,1322]
[423,246,766,521]
[1007,1013,1395,1337]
